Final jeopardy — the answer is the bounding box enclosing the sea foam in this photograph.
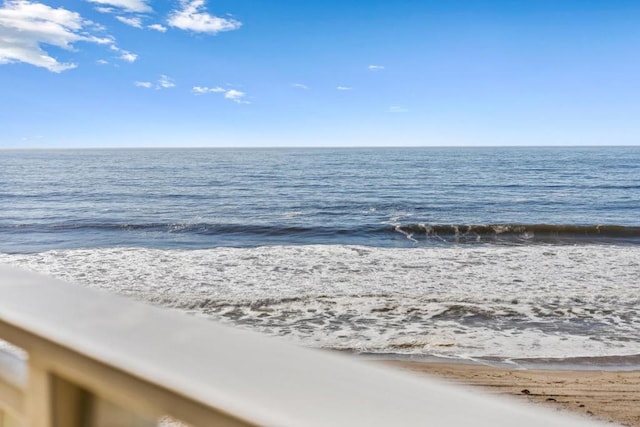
[1,244,639,362]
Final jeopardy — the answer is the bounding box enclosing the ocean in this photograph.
[1,147,639,367]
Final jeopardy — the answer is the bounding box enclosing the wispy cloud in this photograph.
[96,59,109,65]
[193,86,226,94]
[388,105,408,113]
[115,16,168,33]
[292,83,309,90]
[224,89,248,103]
[148,23,166,32]
[0,0,113,72]
[94,6,115,13]
[20,134,43,142]
[115,15,142,28]
[158,74,175,89]
[336,86,352,91]
[85,0,151,13]
[168,0,241,34]
[120,51,137,62]
[368,64,384,71]
[109,43,137,62]
[135,75,175,90]
[193,85,249,104]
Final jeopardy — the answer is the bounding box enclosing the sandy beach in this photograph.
[379,360,640,426]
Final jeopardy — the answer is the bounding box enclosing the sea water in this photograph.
[1,147,639,366]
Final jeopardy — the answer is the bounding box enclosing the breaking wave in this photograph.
[2,222,640,248]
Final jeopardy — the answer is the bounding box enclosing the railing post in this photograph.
[24,359,52,427]
[88,398,157,427]
[0,345,25,426]
[49,376,90,427]
[25,360,156,427]
[1,411,23,427]
[50,376,156,427]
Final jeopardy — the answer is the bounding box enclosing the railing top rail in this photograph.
[0,265,604,426]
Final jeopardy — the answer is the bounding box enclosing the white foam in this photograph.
[2,244,639,360]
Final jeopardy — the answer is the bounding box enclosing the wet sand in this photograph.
[380,360,640,426]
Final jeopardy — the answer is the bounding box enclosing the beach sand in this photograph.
[378,360,640,426]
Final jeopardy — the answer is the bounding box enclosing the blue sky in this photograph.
[1,0,639,147]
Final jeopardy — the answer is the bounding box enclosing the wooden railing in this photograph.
[0,265,604,426]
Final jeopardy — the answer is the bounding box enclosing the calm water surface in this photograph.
[1,146,639,252]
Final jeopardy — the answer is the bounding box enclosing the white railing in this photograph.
[0,265,605,426]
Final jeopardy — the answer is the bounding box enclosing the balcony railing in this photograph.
[0,265,604,426]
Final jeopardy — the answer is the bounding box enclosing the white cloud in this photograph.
[388,105,408,113]
[120,51,137,62]
[193,85,249,104]
[292,83,308,90]
[168,0,241,34]
[224,89,246,101]
[135,76,176,90]
[192,85,226,94]
[96,58,108,64]
[336,86,352,91]
[108,43,137,62]
[368,64,384,71]
[115,15,142,28]
[158,74,175,89]
[85,0,151,13]
[94,6,115,13]
[20,134,43,142]
[148,23,166,32]
[0,0,113,72]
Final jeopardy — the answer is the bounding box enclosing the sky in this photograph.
[1,0,640,148]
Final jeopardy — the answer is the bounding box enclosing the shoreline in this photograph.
[374,358,640,426]
[357,352,640,372]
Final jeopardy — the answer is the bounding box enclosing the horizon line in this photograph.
[2,144,639,151]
